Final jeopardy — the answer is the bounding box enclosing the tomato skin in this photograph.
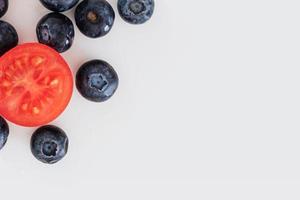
[0,43,73,127]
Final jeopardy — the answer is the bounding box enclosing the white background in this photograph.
[0,0,300,199]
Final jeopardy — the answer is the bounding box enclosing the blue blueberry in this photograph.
[39,0,79,12]
[0,20,18,56]
[36,12,74,53]
[31,125,68,164]
[118,0,154,24]
[75,0,115,38]
[0,116,9,151]
[76,60,119,102]
[0,0,8,18]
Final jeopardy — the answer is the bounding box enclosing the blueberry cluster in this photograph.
[0,0,154,164]
[36,0,154,52]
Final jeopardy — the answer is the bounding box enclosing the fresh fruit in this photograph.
[0,20,18,56]
[75,0,115,38]
[0,43,73,127]
[31,125,68,164]
[36,12,75,53]
[76,59,118,102]
[39,0,79,12]
[118,0,154,24]
[0,116,9,151]
[0,0,8,18]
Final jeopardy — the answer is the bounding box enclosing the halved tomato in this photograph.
[0,43,73,127]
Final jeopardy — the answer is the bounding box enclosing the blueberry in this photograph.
[39,0,79,12]
[31,125,68,164]
[75,0,115,38]
[0,0,8,18]
[118,0,154,24]
[76,60,119,102]
[0,116,9,151]
[0,20,18,56]
[36,12,74,53]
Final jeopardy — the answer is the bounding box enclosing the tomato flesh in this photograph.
[0,43,73,127]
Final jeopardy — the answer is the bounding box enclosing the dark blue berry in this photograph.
[31,125,68,164]
[76,60,119,102]
[0,116,9,151]
[118,0,154,24]
[0,0,8,18]
[75,0,115,38]
[36,12,74,53]
[0,20,18,56]
[39,0,79,12]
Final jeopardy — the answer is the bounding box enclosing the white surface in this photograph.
[1,0,300,199]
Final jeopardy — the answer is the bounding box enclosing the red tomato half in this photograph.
[0,43,73,127]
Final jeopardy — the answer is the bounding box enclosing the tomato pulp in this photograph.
[0,43,73,127]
